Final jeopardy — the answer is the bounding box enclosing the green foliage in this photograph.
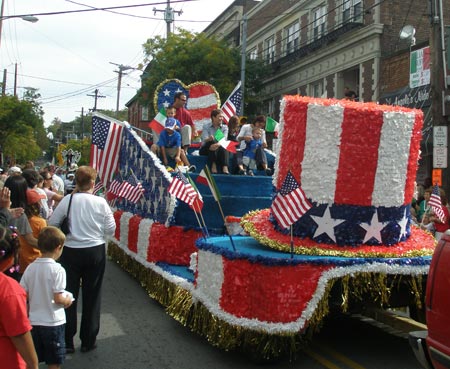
[140,29,269,117]
[57,138,91,167]
[0,94,47,163]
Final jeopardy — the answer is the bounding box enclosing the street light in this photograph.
[0,0,39,49]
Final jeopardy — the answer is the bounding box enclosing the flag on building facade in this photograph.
[221,81,242,124]
[119,173,144,203]
[149,107,167,134]
[196,165,221,202]
[429,184,445,223]
[214,129,239,153]
[168,170,197,206]
[90,116,124,187]
[271,171,312,229]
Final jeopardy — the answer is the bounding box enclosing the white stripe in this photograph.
[138,218,153,261]
[187,93,218,109]
[372,111,415,206]
[301,103,344,203]
[196,250,224,307]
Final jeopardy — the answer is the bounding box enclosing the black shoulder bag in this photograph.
[60,194,73,235]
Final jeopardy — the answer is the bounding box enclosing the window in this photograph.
[343,0,362,24]
[249,48,258,60]
[285,22,300,55]
[265,36,275,64]
[311,80,324,97]
[141,106,149,121]
[313,6,327,40]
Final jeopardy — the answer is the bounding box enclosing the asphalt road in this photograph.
[58,256,423,369]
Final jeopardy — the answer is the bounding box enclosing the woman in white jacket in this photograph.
[49,166,116,354]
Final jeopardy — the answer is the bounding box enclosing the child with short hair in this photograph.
[151,115,196,172]
[0,225,39,369]
[19,189,47,273]
[20,226,73,369]
[242,127,263,176]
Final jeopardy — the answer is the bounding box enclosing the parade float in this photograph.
[103,81,436,359]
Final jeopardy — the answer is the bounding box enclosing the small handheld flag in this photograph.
[149,108,167,134]
[214,129,239,153]
[168,170,197,206]
[271,171,312,229]
[429,184,446,223]
[265,117,278,133]
[197,165,221,202]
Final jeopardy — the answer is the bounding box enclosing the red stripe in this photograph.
[403,112,423,204]
[220,258,333,323]
[278,99,309,188]
[189,105,217,121]
[334,108,383,205]
[189,85,215,98]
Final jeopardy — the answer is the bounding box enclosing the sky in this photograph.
[0,0,235,127]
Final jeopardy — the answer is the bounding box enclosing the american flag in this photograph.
[168,170,197,206]
[90,116,124,187]
[119,173,144,203]
[271,171,312,229]
[109,177,123,196]
[221,81,242,124]
[93,179,104,195]
[429,184,445,223]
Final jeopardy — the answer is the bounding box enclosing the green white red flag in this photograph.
[197,165,221,201]
[148,108,166,134]
[214,129,238,153]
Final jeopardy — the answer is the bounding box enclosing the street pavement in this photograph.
[58,255,422,369]
[60,256,302,369]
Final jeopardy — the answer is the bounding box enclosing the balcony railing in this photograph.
[272,21,364,70]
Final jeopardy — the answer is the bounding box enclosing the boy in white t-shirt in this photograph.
[20,226,73,369]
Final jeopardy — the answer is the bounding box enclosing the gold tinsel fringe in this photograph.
[107,242,425,360]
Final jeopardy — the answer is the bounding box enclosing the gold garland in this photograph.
[107,242,426,359]
[241,211,435,258]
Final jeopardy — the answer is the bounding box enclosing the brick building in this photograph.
[204,0,450,185]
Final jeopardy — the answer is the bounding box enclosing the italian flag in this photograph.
[148,108,166,133]
[214,129,238,153]
[265,116,278,132]
[196,165,221,201]
[186,174,204,213]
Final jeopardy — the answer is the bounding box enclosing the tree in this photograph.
[0,94,48,164]
[140,29,269,117]
[57,138,91,167]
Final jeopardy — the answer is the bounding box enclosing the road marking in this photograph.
[316,344,367,369]
[304,348,343,369]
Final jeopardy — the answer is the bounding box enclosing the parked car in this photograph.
[409,230,450,369]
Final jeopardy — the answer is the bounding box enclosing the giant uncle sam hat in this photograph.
[242,95,435,257]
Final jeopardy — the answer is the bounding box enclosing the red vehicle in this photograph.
[409,231,450,369]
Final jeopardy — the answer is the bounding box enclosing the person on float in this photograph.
[200,109,230,174]
[173,92,197,152]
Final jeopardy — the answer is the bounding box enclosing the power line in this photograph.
[1,0,199,20]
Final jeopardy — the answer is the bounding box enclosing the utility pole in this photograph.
[2,69,6,95]
[87,89,105,112]
[240,14,248,116]
[110,62,134,117]
[76,107,85,138]
[13,63,17,97]
[430,0,450,194]
[153,0,183,38]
